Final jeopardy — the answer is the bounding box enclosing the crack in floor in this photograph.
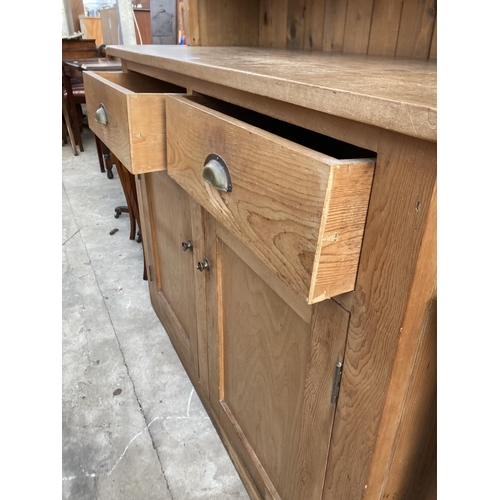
[68,225,173,498]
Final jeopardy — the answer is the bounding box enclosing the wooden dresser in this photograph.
[83,40,436,500]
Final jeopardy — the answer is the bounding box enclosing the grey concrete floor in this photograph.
[62,126,250,500]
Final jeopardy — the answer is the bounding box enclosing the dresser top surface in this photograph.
[107,45,437,142]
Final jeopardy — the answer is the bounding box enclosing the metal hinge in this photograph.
[148,264,154,282]
[137,174,141,180]
[331,362,343,405]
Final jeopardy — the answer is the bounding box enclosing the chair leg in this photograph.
[63,72,84,152]
[62,97,78,156]
[95,136,105,173]
[112,153,140,242]
[104,154,114,179]
[62,120,68,144]
[101,143,114,179]
[110,152,147,281]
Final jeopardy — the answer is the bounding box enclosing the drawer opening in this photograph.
[85,70,187,174]
[99,70,186,94]
[189,94,376,160]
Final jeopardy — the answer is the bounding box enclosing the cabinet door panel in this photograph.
[141,170,202,380]
[205,213,350,500]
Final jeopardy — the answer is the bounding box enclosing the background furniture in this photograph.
[183,0,436,58]
[62,93,78,156]
[62,53,121,173]
[100,7,152,45]
[78,15,104,46]
[62,38,98,153]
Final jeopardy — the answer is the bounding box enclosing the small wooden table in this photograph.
[63,58,122,73]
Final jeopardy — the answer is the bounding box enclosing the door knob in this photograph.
[196,259,210,272]
[181,240,193,252]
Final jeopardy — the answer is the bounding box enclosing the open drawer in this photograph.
[83,71,185,174]
[165,95,376,304]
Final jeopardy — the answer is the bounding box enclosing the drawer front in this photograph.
[83,71,184,175]
[166,96,375,304]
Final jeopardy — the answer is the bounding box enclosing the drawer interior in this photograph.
[97,70,186,95]
[187,94,376,160]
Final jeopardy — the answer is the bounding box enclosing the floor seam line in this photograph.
[74,227,173,498]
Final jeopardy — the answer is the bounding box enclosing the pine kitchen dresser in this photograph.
[83,42,436,500]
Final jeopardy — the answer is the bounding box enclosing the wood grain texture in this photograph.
[144,171,201,380]
[214,221,312,325]
[365,182,436,499]
[190,196,209,393]
[84,71,131,167]
[62,38,98,60]
[310,160,375,303]
[221,240,310,499]
[368,0,404,56]
[396,0,437,58]
[259,0,288,48]
[83,71,185,174]
[138,198,263,500]
[303,0,326,50]
[70,0,84,32]
[286,0,307,49]
[166,95,374,303]
[81,17,104,46]
[183,0,436,59]
[204,213,273,500]
[343,0,374,54]
[166,95,325,302]
[183,0,200,45]
[197,0,259,46]
[381,288,437,500]
[106,46,437,142]
[323,132,436,500]
[123,59,382,153]
[322,0,348,52]
[134,9,152,44]
[205,218,350,500]
[135,174,155,289]
[292,299,350,499]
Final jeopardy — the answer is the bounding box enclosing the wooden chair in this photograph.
[62,38,114,178]
[62,93,78,156]
[62,76,113,177]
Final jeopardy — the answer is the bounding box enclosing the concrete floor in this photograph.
[62,126,250,500]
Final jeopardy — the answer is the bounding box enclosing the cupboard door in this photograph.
[137,170,205,384]
[204,214,351,500]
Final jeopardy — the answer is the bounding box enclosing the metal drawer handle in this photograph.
[196,258,210,272]
[95,104,108,125]
[202,154,232,192]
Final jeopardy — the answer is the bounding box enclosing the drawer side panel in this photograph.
[128,93,169,174]
[309,160,375,303]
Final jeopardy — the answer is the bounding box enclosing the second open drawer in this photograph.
[83,71,185,174]
[165,95,376,304]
